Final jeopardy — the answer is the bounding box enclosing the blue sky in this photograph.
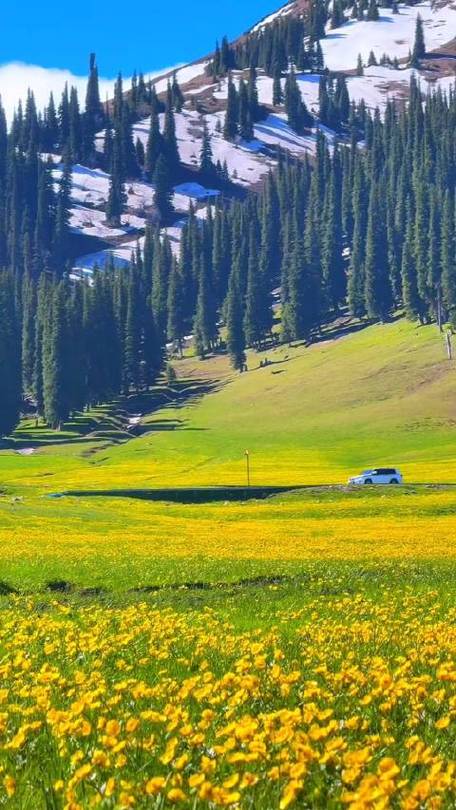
[2,0,282,76]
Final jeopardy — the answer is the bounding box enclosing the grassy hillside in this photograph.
[0,316,455,592]
[132,318,456,488]
[2,317,453,495]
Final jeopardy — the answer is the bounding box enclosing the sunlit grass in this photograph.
[0,487,454,591]
[0,319,455,496]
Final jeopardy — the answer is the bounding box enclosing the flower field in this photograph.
[0,319,455,808]
[0,580,454,809]
[1,487,456,591]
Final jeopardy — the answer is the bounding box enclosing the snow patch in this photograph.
[250,1,296,32]
[321,2,456,72]
[152,61,209,95]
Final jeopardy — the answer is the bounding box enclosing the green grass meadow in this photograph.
[0,317,454,594]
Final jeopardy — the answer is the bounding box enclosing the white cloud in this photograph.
[0,61,179,124]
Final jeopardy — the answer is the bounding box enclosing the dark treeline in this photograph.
[0,55,188,435]
[1,77,455,435]
[209,13,325,80]
[153,77,456,372]
[1,247,165,435]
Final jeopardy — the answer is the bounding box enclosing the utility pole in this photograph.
[245,449,250,487]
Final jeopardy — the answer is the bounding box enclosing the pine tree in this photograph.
[163,96,180,174]
[441,191,456,322]
[427,190,441,324]
[238,80,254,141]
[24,90,39,153]
[272,63,283,106]
[69,86,83,163]
[244,224,265,348]
[33,273,49,421]
[401,213,424,323]
[151,232,172,338]
[66,281,86,413]
[285,69,312,133]
[335,76,350,123]
[106,133,126,227]
[247,66,260,123]
[309,0,327,41]
[220,36,233,74]
[43,92,59,151]
[153,153,174,222]
[193,245,217,356]
[21,273,36,394]
[52,152,72,273]
[167,259,186,355]
[58,84,70,148]
[212,41,221,77]
[145,107,162,180]
[413,178,430,315]
[42,282,69,429]
[366,0,379,21]
[85,270,121,404]
[84,53,104,163]
[103,126,113,171]
[124,265,141,391]
[364,184,393,321]
[226,270,246,371]
[282,228,315,342]
[120,108,140,178]
[0,273,21,436]
[411,14,426,64]
[224,75,239,141]
[135,136,145,170]
[367,50,378,67]
[322,152,345,312]
[313,41,325,72]
[330,0,345,28]
[35,159,56,255]
[113,73,124,129]
[172,73,185,112]
[200,119,215,178]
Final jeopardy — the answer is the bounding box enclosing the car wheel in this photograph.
[390,478,399,484]
[364,478,372,484]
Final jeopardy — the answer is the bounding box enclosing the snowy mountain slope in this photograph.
[320,2,456,71]
[250,1,298,32]
[250,0,311,32]
[133,109,277,186]
[151,61,210,95]
[66,0,456,273]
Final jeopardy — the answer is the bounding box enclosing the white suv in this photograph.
[348,468,403,486]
